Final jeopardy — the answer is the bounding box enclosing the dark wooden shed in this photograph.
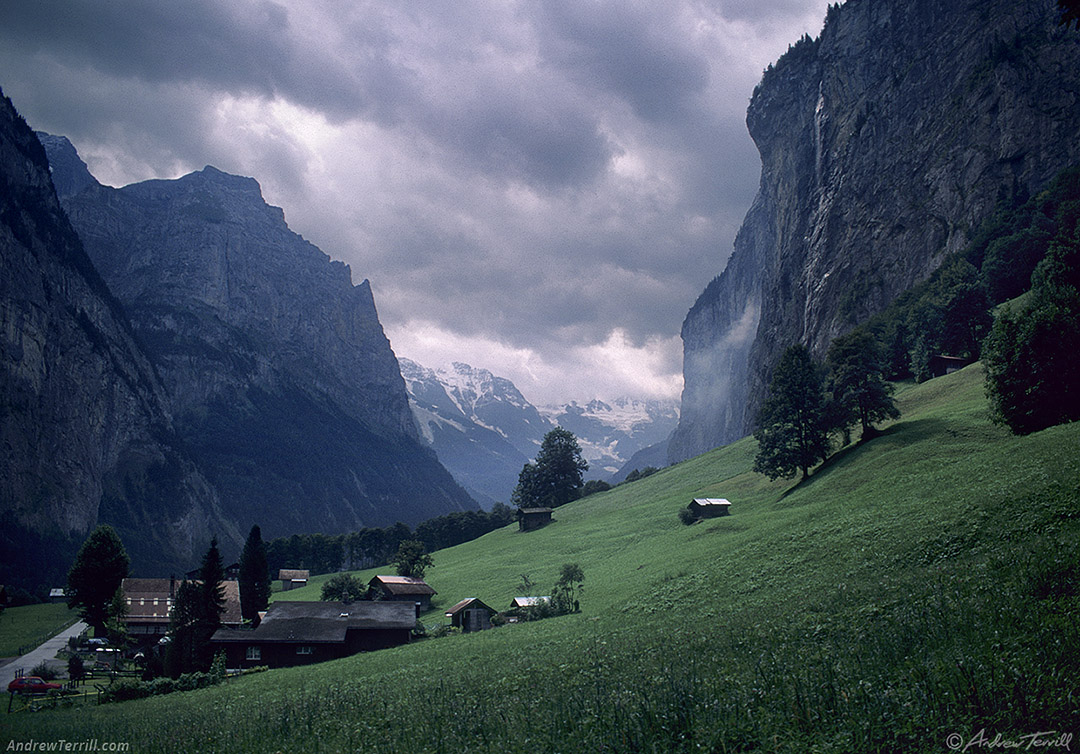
[687,498,731,519]
[517,507,553,532]
[445,597,496,632]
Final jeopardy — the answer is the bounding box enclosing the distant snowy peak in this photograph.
[540,397,680,435]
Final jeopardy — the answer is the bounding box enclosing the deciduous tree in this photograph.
[512,428,588,508]
[393,539,433,579]
[826,330,900,440]
[67,525,129,634]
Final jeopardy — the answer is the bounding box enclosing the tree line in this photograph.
[265,505,516,577]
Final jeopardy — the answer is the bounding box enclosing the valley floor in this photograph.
[3,365,1078,753]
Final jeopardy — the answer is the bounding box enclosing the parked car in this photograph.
[7,676,62,694]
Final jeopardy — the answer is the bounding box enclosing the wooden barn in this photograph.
[278,569,310,591]
[367,575,437,612]
[445,598,497,632]
[210,601,415,669]
[517,507,553,532]
[687,498,731,519]
[928,354,972,378]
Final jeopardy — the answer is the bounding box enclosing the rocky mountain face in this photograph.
[670,0,1080,462]
[37,135,475,550]
[0,93,233,591]
[400,359,540,507]
[402,359,679,503]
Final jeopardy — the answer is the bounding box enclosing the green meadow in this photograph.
[3,364,1078,752]
[0,603,78,659]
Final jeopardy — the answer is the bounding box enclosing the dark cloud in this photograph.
[0,0,831,402]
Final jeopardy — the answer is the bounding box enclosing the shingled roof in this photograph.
[369,575,437,596]
[211,601,416,644]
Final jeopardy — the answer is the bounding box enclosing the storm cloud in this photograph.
[0,0,829,405]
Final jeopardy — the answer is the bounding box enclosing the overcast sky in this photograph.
[0,0,829,406]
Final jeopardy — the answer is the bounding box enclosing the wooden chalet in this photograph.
[121,577,242,639]
[278,569,310,591]
[687,498,731,519]
[928,354,972,379]
[445,598,496,632]
[211,601,415,669]
[517,507,553,532]
[367,575,436,613]
[48,588,66,603]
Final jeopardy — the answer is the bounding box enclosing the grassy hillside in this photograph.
[4,365,1078,752]
[0,603,78,658]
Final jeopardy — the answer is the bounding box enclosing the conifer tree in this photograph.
[753,344,831,482]
[238,525,271,622]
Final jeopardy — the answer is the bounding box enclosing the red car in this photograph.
[7,676,62,694]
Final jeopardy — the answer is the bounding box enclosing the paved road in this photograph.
[0,621,87,689]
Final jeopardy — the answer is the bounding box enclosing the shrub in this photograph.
[30,661,60,681]
[678,508,699,526]
[67,655,85,682]
[100,679,151,704]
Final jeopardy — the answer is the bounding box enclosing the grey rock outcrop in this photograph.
[670,0,1080,462]
[0,92,232,589]
[47,144,476,539]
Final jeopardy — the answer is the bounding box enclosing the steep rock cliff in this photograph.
[671,0,1080,461]
[46,141,476,537]
[0,93,232,590]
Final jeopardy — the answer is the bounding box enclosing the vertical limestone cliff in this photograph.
[670,0,1080,462]
[0,93,233,589]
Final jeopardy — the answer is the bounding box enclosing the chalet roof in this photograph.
[518,507,553,515]
[510,596,551,609]
[278,569,310,581]
[49,588,66,598]
[445,598,495,616]
[369,575,437,596]
[121,577,242,626]
[210,601,416,645]
[690,498,731,507]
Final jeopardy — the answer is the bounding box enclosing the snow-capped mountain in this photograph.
[399,359,553,507]
[400,359,680,505]
[539,398,680,478]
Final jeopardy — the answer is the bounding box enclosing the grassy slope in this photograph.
[0,603,79,658]
[4,365,1078,752]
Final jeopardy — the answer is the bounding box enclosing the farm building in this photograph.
[687,498,731,519]
[928,355,972,378]
[367,575,437,612]
[211,601,415,669]
[445,598,496,632]
[278,569,310,591]
[507,596,551,621]
[48,588,66,603]
[517,507,553,532]
[121,577,242,639]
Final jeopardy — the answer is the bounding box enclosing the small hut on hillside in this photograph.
[687,498,731,519]
[278,569,310,591]
[517,507,553,532]
[445,598,497,632]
